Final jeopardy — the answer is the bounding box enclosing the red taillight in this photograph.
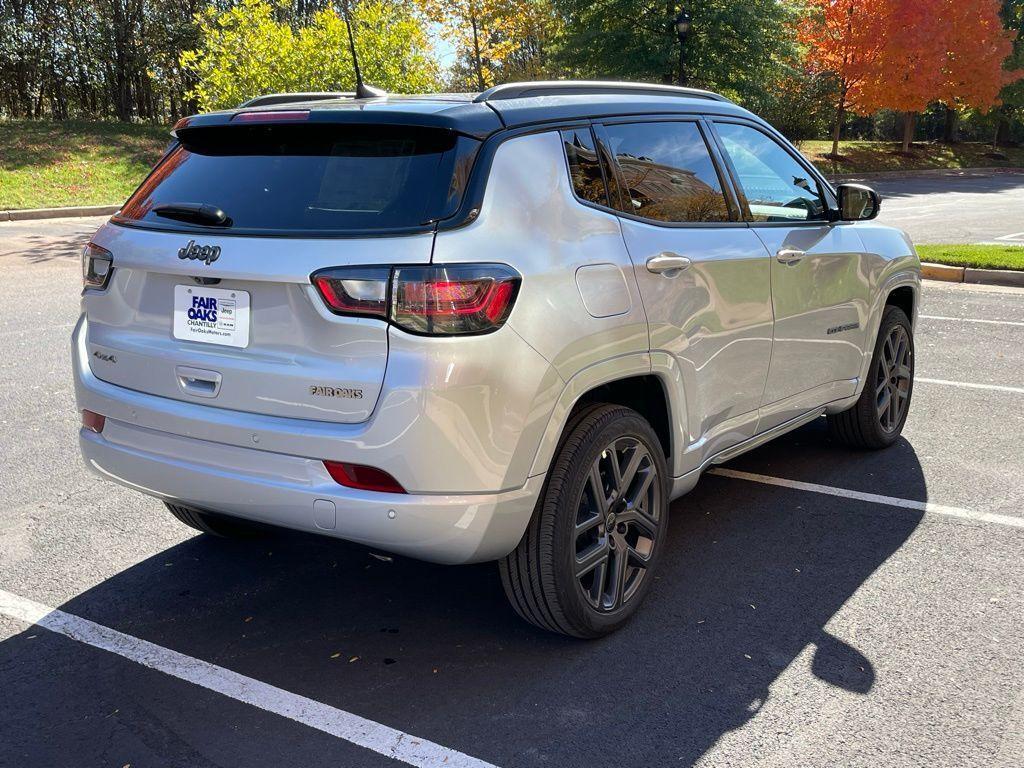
[324,461,406,494]
[311,264,520,336]
[82,410,105,433]
[232,110,310,123]
[313,268,390,317]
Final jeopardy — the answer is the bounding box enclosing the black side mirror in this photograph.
[835,183,881,221]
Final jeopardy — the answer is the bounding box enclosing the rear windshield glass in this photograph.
[117,124,476,235]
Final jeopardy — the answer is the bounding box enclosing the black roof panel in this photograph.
[485,93,753,128]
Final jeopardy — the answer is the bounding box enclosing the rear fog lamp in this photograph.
[323,461,406,494]
[82,410,106,433]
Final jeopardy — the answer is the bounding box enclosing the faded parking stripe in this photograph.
[919,314,1024,328]
[0,589,497,768]
[916,377,1024,395]
[709,468,1024,529]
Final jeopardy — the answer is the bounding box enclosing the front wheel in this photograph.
[500,404,669,638]
[828,305,914,449]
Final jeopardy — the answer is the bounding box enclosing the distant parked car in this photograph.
[74,81,920,637]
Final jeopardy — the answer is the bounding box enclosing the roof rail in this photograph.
[238,92,355,108]
[473,80,731,104]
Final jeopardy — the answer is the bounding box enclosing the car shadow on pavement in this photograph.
[0,420,925,768]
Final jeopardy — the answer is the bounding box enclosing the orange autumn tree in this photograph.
[933,0,1022,140]
[802,0,1021,154]
[799,0,889,157]
[854,0,945,153]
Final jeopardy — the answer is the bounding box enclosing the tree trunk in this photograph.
[901,112,916,153]
[993,112,1008,149]
[663,0,675,84]
[831,88,846,158]
[943,104,958,143]
[470,14,486,91]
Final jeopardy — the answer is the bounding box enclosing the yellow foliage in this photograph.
[419,0,560,89]
[181,0,440,111]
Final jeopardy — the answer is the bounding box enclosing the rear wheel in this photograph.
[164,502,265,538]
[828,305,914,449]
[500,404,669,638]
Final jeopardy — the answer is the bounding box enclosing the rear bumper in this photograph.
[73,313,560,495]
[79,419,542,564]
[72,314,547,563]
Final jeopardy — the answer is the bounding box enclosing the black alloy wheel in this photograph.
[875,323,913,434]
[500,404,669,638]
[573,436,661,613]
[828,305,914,449]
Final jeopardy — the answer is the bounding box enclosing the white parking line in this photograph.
[0,589,496,768]
[919,314,1024,328]
[708,468,1024,529]
[917,377,1024,394]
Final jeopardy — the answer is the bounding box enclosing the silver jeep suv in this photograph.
[74,81,920,637]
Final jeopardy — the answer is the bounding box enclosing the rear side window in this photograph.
[562,129,608,207]
[714,122,827,222]
[117,124,478,235]
[602,122,731,223]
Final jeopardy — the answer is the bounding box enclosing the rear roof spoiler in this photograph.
[238,92,355,108]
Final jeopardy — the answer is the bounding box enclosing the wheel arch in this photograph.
[852,269,920,398]
[885,284,917,328]
[527,353,686,480]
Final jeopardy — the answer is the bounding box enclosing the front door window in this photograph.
[715,122,827,223]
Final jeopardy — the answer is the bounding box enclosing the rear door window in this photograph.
[562,128,609,207]
[602,122,732,223]
[117,124,477,235]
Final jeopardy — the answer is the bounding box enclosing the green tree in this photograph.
[997,0,1024,144]
[550,0,798,103]
[181,0,439,111]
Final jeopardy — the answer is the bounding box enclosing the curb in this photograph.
[0,205,120,222]
[921,262,1024,288]
[921,263,965,282]
[964,267,1024,288]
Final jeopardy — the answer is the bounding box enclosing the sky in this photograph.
[429,22,457,72]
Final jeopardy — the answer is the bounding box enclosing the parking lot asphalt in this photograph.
[1,218,1022,768]
[867,170,1024,245]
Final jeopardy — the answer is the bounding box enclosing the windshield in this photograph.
[116,123,476,235]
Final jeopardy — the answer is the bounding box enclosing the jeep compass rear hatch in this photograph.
[85,120,479,424]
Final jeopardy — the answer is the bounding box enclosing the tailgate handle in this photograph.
[175,366,222,398]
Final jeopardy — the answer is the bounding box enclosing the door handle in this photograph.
[646,252,692,275]
[776,248,805,265]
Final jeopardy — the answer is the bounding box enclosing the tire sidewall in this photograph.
[864,306,915,444]
[549,410,670,636]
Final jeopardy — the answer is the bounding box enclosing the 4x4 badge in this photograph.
[178,240,221,266]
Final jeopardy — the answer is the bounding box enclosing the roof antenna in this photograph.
[342,3,386,99]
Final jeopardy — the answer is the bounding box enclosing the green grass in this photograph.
[916,244,1024,271]
[0,120,170,210]
[798,140,1024,175]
